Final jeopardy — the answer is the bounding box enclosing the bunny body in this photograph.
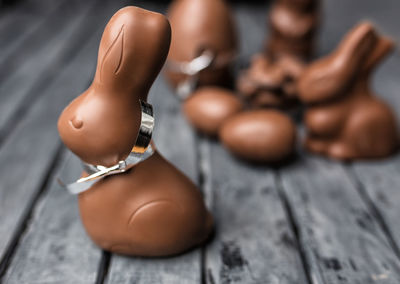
[299,22,398,160]
[78,152,212,256]
[58,7,212,256]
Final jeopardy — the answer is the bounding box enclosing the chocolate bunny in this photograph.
[237,53,305,109]
[165,0,237,97]
[58,7,212,256]
[298,22,399,160]
[266,0,319,60]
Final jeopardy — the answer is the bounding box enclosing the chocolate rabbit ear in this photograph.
[362,36,394,75]
[297,22,378,103]
[98,24,125,86]
[93,7,171,99]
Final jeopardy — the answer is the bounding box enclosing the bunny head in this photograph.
[58,7,171,167]
[297,22,380,104]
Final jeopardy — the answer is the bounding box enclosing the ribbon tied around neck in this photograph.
[58,100,155,195]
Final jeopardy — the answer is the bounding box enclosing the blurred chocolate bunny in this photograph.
[266,0,319,60]
[165,0,237,97]
[298,22,398,160]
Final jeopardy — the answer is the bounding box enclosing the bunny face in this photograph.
[58,7,171,167]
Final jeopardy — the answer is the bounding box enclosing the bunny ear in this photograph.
[98,24,125,84]
[338,22,377,61]
[362,36,394,74]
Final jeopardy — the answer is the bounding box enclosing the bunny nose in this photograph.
[70,116,83,129]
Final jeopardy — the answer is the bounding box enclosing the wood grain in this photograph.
[202,140,308,284]
[1,1,130,282]
[279,155,400,284]
[0,0,96,139]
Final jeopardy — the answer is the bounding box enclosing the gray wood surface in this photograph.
[3,151,101,284]
[0,29,101,279]
[0,0,400,283]
[202,141,308,284]
[351,158,400,256]
[279,155,400,284]
[233,3,267,66]
[0,0,57,41]
[1,1,129,282]
[0,0,95,139]
[0,0,67,71]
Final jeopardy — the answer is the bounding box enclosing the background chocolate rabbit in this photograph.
[266,0,320,60]
[298,22,399,160]
[165,0,238,91]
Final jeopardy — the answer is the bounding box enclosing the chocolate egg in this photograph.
[220,110,296,162]
[183,87,243,136]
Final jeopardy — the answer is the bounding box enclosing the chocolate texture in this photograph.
[298,22,399,160]
[219,110,297,163]
[183,87,243,137]
[165,0,237,90]
[58,6,213,256]
[266,0,319,60]
[237,53,305,109]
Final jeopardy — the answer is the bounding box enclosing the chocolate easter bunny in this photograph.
[237,53,305,109]
[58,7,212,256]
[298,22,399,160]
[165,0,237,98]
[266,0,319,60]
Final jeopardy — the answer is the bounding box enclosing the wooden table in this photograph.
[0,0,400,283]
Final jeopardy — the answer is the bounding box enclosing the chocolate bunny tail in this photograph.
[297,22,378,103]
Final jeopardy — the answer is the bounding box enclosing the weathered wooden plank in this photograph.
[0,0,59,45]
[0,0,69,71]
[3,151,101,284]
[0,19,103,277]
[0,0,97,139]
[279,155,400,284]
[233,2,267,66]
[350,156,400,255]
[105,78,203,284]
[0,1,129,282]
[202,141,308,284]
